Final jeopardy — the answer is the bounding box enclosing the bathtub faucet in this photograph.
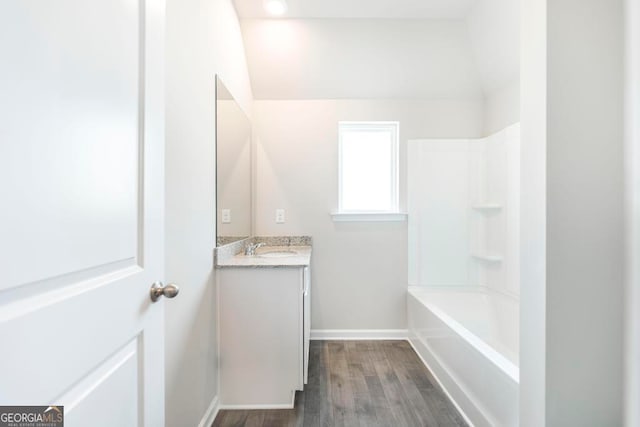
[244,242,265,256]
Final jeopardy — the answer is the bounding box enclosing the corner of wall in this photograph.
[483,77,521,136]
[625,0,640,424]
[164,0,253,426]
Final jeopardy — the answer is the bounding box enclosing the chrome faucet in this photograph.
[244,242,265,256]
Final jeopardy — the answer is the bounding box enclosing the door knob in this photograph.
[150,282,180,302]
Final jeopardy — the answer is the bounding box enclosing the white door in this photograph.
[0,1,167,426]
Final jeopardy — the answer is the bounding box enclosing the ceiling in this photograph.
[233,0,478,20]
[235,0,519,100]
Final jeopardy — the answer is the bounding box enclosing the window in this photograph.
[336,122,402,219]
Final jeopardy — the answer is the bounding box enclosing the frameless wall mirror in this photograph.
[216,76,252,246]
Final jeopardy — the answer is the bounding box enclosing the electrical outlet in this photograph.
[275,209,285,224]
[221,209,231,224]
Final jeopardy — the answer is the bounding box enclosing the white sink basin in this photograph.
[258,250,298,258]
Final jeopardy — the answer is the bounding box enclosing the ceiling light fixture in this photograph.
[263,0,287,16]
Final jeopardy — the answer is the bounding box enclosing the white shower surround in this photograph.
[407,124,521,426]
[408,123,520,295]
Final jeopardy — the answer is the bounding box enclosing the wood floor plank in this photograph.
[422,389,468,427]
[212,340,468,427]
[409,366,437,391]
[262,410,294,427]
[378,340,464,427]
[355,341,377,377]
[327,342,359,427]
[364,374,401,426]
[293,392,305,427]
[345,342,368,396]
[317,342,334,427]
[302,342,321,421]
[384,343,440,426]
[243,411,265,427]
[371,341,421,427]
[214,410,249,427]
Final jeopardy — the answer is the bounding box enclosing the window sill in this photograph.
[330,212,408,222]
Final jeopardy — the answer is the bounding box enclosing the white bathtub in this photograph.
[408,286,519,426]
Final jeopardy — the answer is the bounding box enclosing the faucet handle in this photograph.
[244,243,255,256]
[244,242,265,256]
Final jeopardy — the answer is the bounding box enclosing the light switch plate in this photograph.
[275,209,285,224]
[221,209,231,224]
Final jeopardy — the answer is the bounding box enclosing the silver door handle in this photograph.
[150,282,180,302]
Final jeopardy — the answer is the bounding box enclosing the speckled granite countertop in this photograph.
[215,245,312,268]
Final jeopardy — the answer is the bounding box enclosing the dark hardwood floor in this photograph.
[212,340,468,427]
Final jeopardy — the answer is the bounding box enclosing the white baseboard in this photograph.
[197,395,220,427]
[219,403,294,410]
[310,329,408,340]
[218,390,295,411]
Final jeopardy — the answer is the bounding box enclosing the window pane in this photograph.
[341,129,393,211]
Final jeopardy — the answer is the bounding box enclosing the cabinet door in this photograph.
[303,266,311,384]
[219,268,302,407]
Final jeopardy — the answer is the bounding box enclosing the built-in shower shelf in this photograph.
[472,204,503,211]
[471,254,503,262]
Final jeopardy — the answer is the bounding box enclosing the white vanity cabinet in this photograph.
[218,264,311,408]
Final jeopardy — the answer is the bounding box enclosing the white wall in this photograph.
[484,79,520,136]
[241,19,483,99]
[466,0,521,136]
[521,1,626,425]
[253,99,483,331]
[626,0,640,424]
[165,0,252,426]
[466,0,520,94]
[519,0,547,424]
[546,0,624,424]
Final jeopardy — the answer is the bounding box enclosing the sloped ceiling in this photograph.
[241,19,483,99]
[235,0,519,99]
[234,0,477,19]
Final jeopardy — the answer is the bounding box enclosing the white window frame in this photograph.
[333,121,405,221]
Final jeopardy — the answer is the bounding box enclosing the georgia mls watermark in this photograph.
[0,406,63,427]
